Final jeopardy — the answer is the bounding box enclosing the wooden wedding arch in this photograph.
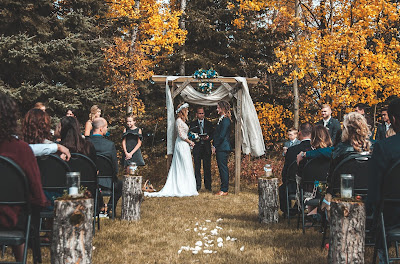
[152,75,260,194]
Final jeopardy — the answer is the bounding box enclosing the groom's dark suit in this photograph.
[190,118,214,191]
[213,117,231,192]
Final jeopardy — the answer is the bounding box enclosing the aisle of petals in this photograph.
[178,218,244,255]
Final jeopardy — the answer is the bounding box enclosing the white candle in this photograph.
[69,186,79,195]
[341,189,352,198]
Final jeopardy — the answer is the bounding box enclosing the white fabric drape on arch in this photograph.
[165,76,265,157]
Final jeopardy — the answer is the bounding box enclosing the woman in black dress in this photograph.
[122,114,145,167]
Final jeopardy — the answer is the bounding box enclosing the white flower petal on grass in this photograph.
[216,226,222,229]
[205,220,211,222]
[213,251,217,253]
[231,238,237,242]
[216,218,223,222]
[226,236,231,241]
[197,233,202,236]
[194,228,198,232]
[181,246,190,251]
[210,229,218,235]
[194,246,202,251]
[93,246,96,250]
[185,229,190,231]
[218,242,223,247]
[203,236,208,240]
[202,227,208,231]
[192,250,198,254]
[240,246,245,251]
[201,233,206,236]
[195,222,199,225]
[203,250,213,254]
[204,243,209,247]
[217,237,223,243]
[178,249,182,254]
[195,241,203,247]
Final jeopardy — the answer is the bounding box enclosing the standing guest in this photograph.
[84,105,101,136]
[34,102,46,112]
[279,122,313,215]
[22,108,52,144]
[88,118,122,216]
[212,101,232,196]
[316,104,341,143]
[283,127,300,156]
[375,108,391,141]
[0,93,47,262]
[354,103,374,130]
[122,114,145,168]
[190,106,214,191]
[65,109,75,117]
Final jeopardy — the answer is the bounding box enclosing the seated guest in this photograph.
[296,124,332,171]
[22,108,53,144]
[279,122,312,215]
[367,98,400,259]
[88,118,122,217]
[325,112,371,196]
[283,127,300,156]
[0,93,48,262]
[60,117,96,162]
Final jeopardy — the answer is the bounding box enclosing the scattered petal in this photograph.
[181,246,190,251]
[93,246,96,250]
[203,236,209,240]
[195,222,199,225]
[178,250,182,254]
[203,249,213,254]
[205,243,209,247]
[218,242,223,247]
[205,220,211,222]
[194,228,198,232]
[240,246,245,251]
[195,241,203,247]
[201,233,206,236]
[216,226,222,229]
[211,229,218,235]
[213,251,217,253]
[231,238,237,241]
[226,236,231,241]
[194,246,202,251]
[217,237,223,243]
[185,229,190,231]
[192,250,198,254]
[202,227,208,231]
[216,218,223,222]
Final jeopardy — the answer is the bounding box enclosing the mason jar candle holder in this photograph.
[340,174,354,199]
[67,172,80,196]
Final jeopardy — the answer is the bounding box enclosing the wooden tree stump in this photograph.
[258,177,279,224]
[121,175,143,221]
[51,198,93,264]
[328,199,366,264]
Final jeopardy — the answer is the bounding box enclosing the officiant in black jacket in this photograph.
[189,106,214,191]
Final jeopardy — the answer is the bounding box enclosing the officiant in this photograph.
[190,106,214,192]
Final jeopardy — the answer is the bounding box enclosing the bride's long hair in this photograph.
[218,101,231,120]
[176,102,189,122]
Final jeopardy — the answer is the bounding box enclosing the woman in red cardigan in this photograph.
[0,92,47,262]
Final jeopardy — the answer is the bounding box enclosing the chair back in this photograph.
[383,160,400,201]
[95,154,115,189]
[287,161,298,183]
[302,157,330,184]
[332,153,371,195]
[37,154,70,190]
[68,153,98,193]
[0,156,30,210]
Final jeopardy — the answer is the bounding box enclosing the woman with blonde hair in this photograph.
[84,105,101,136]
[145,102,198,197]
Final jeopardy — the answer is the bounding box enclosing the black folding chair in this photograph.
[286,161,298,225]
[36,154,70,246]
[67,153,99,235]
[321,153,372,247]
[0,156,31,264]
[95,154,115,219]
[373,160,400,264]
[298,157,330,234]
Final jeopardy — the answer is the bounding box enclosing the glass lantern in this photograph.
[340,174,354,198]
[66,172,80,195]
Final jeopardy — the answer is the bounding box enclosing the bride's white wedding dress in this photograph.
[144,118,198,197]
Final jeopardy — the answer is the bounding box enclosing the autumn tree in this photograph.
[104,0,186,116]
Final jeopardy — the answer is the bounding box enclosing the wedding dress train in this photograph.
[144,118,198,197]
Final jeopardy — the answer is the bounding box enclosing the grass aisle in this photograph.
[93,190,328,264]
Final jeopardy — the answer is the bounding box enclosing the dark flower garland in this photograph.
[192,69,219,94]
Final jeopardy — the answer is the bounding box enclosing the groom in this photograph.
[190,106,214,191]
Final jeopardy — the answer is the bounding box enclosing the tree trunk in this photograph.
[179,0,187,75]
[51,198,93,264]
[328,199,366,264]
[121,175,143,221]
[258,177,279,224]
[293,0,300,129]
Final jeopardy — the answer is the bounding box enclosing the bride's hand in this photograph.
[189,141,195,148]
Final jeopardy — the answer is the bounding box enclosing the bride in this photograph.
[145,103,198,197]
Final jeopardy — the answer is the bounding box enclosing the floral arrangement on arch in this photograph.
[192,68,219,94]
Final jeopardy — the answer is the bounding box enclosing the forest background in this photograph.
[1,0,400,164]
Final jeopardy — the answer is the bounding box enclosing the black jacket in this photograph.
[281,139,312,181]
[88,135,118,176]
[189,118,214,154]
[316,117,341,143]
